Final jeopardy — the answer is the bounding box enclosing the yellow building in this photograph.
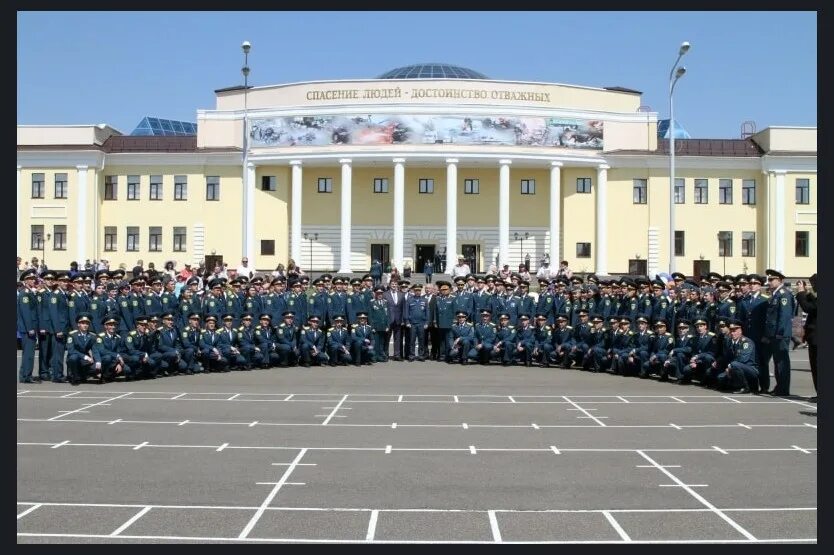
[17,63,816,278]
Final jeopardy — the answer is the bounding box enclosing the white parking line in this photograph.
[51,440,69,449]
[321,395,348,426]
[462,423,469,429]
[636,450,756,541]
[133,442,148,451]
[508,396,516,403]
[617,396,630,403]
[602,511,631,541]
[469,446,477,454]
[178,420,190,426]
[669,423,682,430]
[723,396,743,403]
[563,396,607,427]
[47,392,133,421]
[531,423,540,430]
[365,510,379,541]
[738,423,752,430]
[216,443,229,452]
[385,445,392,454]
[228,394,240,401]
[792,445,812,454]
[238,449,308,539]
[171,393,187,400]
[712,446,729,455]
[488,510,502,543]
[110,506,152,536]
[670,397,686,404]
[284,394,294,401]
[17,504,41,520]
[550,446,560,455]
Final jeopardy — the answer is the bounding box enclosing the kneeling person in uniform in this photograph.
[65,313,96,385]
[92,315,129,382]
[326,315,353,366]
[300,316,329,367]
[350,312,375,366]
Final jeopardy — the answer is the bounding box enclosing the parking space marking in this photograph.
[133,442,148,451]
[792,445,812,454]
[47,392,133,421]
[366,510,379,541]
[322,395,348,425]
[550,446,560,455]
[723,396,742,403]
[602,510,631,541]
[239,448,308,539]
[109,506,152,536]
[636,450,757,541]
[563,396,607,426]
[713,446,729,455]
[488,510,502,543]
[16,504,41,520]
[50,440,69,449]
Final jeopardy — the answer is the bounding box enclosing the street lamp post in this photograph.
[241,41,252,267]
[668,41,690,274]
[514,232,529,270]
[303,232,318,274]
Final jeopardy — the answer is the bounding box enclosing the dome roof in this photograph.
[378,63,489,80]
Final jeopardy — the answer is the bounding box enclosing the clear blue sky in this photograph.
[18,11,816,138]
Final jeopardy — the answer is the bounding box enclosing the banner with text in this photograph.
[249,114,603,149]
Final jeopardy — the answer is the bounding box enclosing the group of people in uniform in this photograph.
[16,265,797,396]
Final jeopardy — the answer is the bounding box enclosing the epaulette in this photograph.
[664,332,672,336]
[685,334,693,339]
[98,332,105,337]
[566,326,573,330]
[708,332,715,336]
[627,331,634,335]
[302,325,310,330]
[351,324,358,327]
[508,325,515,329]
[129,330,137,336]
[69,330,78,335]
[647,331,655,335]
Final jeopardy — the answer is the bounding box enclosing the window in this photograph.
[674,178,685,204]
[742,231,756,257]
[694,179,708,204]
[173,227,187,252]
[718,231,733,257]
[53,225,67,250]
[31,225,44,250]
[54,173,68,199]
[261,240,275,256]
[576,177,592,194]
[31,173,45,198]
[373,178,389,193]
[206,176,220,200]
[318,177,333,193]
[174,175,187,200]
[742,179,756,205]
[149,175,163,200]
[796,178,810,204]
[261,176,277,191]
[126,226,139,252]
[796,231,810,257]
[127,175,140,200]
[464,178,480,194]
[632,179,647,204]
[104,175,118,200]
[149,226,162,252]
[719,179,733,204]
[520,179,536,195]
[674,230,685,257]
[419,178,434,194]
[576,242,591,258]
[104,227,117,252]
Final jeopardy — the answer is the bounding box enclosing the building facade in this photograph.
[17,64,817,277]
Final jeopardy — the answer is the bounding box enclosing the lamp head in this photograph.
[675,66,687,79]
[679,41,691,55]
[242,41,251,54]
[241,66,250,78]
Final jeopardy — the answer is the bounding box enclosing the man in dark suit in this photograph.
[424,284,439,359]
[383,279,405,360]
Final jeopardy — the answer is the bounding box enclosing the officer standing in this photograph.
[743,274,770,392]
[404,283,429,361]
[48,272,72,382]
[36,270,56,381]
[368,287,390,362]
[17,269,40,383]
[762,269,795,396]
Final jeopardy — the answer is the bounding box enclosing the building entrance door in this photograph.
[693,260,710,281]
[461,244,480,273]
[370,244,390,271]
[415,244,436,274]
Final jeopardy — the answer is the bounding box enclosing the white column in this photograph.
[290,160,303,264]
[17,165,22,255]
[774,170,786,271]
[338,159,353,273]
[498,159,512,268]
[246,162,256,266]
[595,164,609,275]
[549,161,562,266]
[393,158,406,268]
[445,158,458,272]
[76,165,88,262]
